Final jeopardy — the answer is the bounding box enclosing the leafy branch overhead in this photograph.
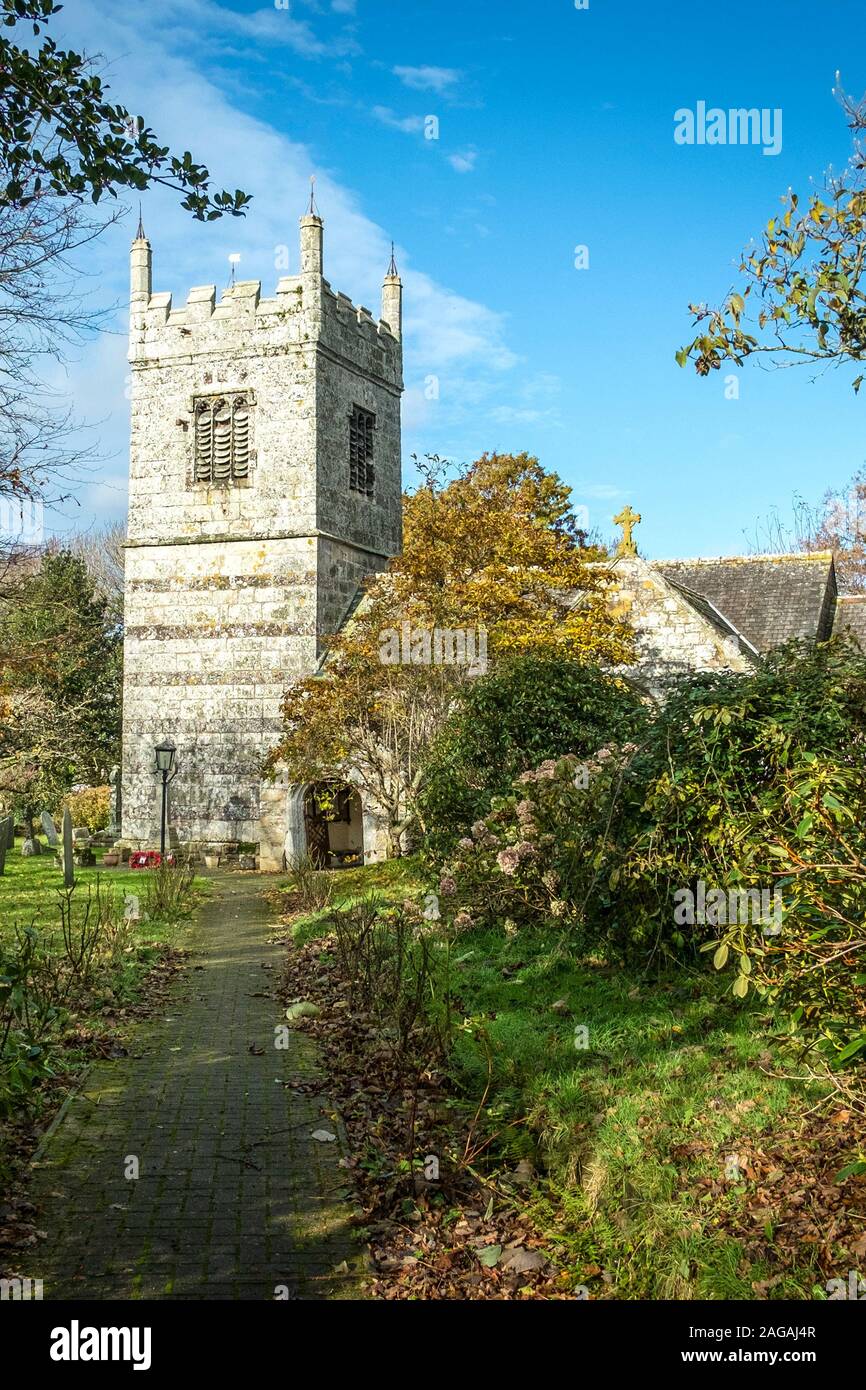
[677,79,866,390]
[0,0,250,218]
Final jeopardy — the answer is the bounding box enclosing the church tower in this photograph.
[121,207,404,868]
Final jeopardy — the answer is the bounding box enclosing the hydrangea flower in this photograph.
[496,846,521,876]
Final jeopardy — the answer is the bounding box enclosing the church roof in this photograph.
[833,593,866,649]
[652,552,837,654]
[662,578,760,659]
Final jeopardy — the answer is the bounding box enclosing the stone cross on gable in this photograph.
[613,505,642,557]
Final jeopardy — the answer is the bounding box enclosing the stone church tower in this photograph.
[121,208,403,868]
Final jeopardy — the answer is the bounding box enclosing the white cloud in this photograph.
[117,0,359,61]
[41,0,520,528]
[371,106,425,135]
[393,64,461,94]
[448,148,478,174]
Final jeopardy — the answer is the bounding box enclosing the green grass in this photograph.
[0,839,209,942]
[280,857,828,1300]
[1,840,162,941]
[0,841,208,1133]
[274,855,423,945]
[446,923,826,1298]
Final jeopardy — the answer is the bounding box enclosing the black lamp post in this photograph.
[153,739,177,858]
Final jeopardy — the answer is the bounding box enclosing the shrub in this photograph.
[438,747,639,941]
[329,895,450,1064]
[58,785,111,832]
[0,927,62,1117]
[283,853,333,914]
[142,861,196,922]
[417,655,646,860]
[439,640,866,1064]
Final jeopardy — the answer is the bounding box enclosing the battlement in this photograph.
[141,276,399,344]
[129,210,403,373]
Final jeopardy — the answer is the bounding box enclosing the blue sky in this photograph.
[46,0,866,558]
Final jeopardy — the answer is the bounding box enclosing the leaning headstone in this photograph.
[62,807,75,889]
[41,811,59,848]
[21,838,38,857]
[0,833,6,877]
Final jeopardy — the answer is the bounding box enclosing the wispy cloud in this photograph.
[371,105,425,135]
[448,147,478,173]
[130,0,360,61]
[393,64,461,95]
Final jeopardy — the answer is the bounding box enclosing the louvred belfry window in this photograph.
[194,395,251,483]
[349,405,375,495]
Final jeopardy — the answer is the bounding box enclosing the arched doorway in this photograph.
[301,782,364,869]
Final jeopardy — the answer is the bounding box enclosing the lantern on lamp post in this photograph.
[153,739,177,858]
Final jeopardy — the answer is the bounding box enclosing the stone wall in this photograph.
[591,557,755,698]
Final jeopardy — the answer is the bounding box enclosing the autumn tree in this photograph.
[0,550,121,837]
[677,80,866,386]
[749,465,866,592]
[268,454,633,854]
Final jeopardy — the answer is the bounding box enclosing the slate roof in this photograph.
[833,593,866,650]
[652,553,837,654]
[661,578,761,660]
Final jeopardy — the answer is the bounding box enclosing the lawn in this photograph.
[0,839,173,943]
[0,840,207,1138]
[278,856,832,1300]
[445,923,830,1299]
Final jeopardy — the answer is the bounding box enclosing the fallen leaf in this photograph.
[476,1244,502,1267]
[500,1247,546,1273]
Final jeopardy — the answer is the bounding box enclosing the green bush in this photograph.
[437,746,638,939]
[58,785,111,832]
[417,655,646,860]
[439,640,866,1064]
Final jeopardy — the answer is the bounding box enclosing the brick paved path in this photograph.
[31,875,360,1300]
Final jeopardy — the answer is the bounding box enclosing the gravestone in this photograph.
[0,829,6,876]
[107,764,122,839]
[0,815,12,852]
[41,811,59,848]
[62,807,75,889]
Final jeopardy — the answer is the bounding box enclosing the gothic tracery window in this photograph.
[349,404,375,496]
[194,394,251,483]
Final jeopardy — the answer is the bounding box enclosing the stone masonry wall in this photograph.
[594,557,755,697]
